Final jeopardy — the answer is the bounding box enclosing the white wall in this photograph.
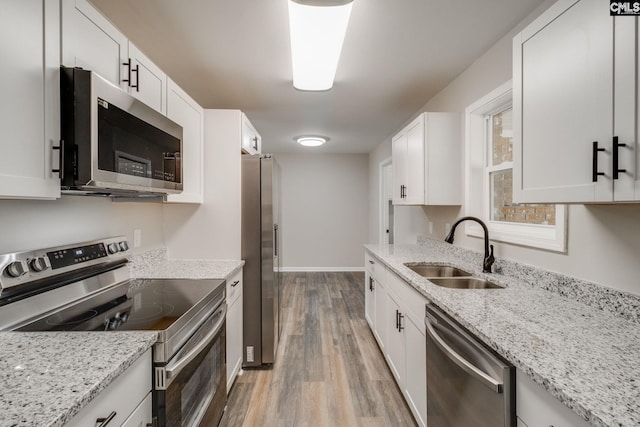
[277,153,368,271]
[0,196,165,254]
[163,110,242,260]
[369,0,640,296]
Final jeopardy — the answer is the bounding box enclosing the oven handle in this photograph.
[165,303,226,381]
[425,312,503,393]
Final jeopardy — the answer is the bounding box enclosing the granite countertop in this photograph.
[129,248,244,280]
[0,331,157,427]
[365,241,640,427]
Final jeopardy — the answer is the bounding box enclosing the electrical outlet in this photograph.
[133,229,142,248]
[428,222,433,234]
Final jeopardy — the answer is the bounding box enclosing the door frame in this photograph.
[379,157,393,245]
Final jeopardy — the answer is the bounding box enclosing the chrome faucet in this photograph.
[444,216,495,273]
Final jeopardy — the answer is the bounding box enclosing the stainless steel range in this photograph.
[0,237,227,427]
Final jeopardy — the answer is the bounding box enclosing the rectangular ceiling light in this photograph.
[288,0,354,91]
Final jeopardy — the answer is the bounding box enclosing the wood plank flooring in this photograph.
[219,272,417,427]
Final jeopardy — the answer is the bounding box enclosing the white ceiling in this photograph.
[90,0,545,154]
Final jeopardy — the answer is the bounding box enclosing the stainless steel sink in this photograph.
[428,277,504,289]
[404,263,471,278]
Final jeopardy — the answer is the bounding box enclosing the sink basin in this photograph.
[404,263,471,278]
[428,277,504,289]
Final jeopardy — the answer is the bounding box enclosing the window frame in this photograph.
[464,81,567,252]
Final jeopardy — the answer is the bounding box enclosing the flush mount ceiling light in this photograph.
[288,0,354,91]
[295,136,328,147]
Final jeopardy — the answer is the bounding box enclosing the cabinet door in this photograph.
[613,17,640,201]
[405,117,425,204]
[513,0,613,203]
[364,273,375,328]
[404,314,426,427]
[165,78,204,204]
[129,43,167,114]
[0,0,60,199]
[373,279,387,350]
[241,114,261,155]
[392,132,407,204]
[226,292,243,393]
[385,294,405,386]
[61,0,128,89]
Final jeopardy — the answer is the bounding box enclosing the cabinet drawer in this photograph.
[385,269,428,324]
[365,252,384,281]
[516,368,590,427]
[65,349,151,427]
[226,269,243,306]
[121,393,152,427]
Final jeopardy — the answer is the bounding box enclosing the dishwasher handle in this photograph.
[425,312,503,393]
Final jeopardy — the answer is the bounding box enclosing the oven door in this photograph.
[154,303,227,427]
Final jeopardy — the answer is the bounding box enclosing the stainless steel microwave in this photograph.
[60,67,183,199]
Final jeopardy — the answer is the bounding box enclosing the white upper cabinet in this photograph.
[61,0,167,114]
[165,79,204,204]
[513,0,640,203]
[129,44,167,115]
[241,113,262,155]
[0,0,61,199]
[392,112,462,206]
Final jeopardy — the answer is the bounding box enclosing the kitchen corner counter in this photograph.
[364,242,640,427]
[0,331,157,427]
[129,248,244,280]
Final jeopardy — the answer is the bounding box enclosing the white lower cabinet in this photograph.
[65,349,152,427]
[403,313,427,426]
[226,269,243,393]
[364,251,427,427]
[516,369,590,427]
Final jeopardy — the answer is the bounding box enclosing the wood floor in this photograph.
[219,272,417,427]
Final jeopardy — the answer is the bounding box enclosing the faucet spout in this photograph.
[444,216,495,273]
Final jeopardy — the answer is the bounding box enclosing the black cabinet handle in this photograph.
[96,411,117,427]
[369,277,374,291]
[131,64,140,92]
[395,309,399,330]
[231,280,240,287]
[398,312,404,332]
[122,58,132,86]
[51,139,64,178]
[592,141,606,182]
[613,136,627,180]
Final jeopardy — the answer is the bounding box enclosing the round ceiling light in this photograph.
[295,136,328,147]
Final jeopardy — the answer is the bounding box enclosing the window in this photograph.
[465,82,566,252]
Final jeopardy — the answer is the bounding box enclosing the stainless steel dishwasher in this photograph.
[425,303,515,427]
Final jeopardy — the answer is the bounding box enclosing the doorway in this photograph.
[380,158,394,244]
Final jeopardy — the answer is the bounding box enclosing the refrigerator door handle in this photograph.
[274,224,278,257]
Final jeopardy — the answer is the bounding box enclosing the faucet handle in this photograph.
[483,244,495,273]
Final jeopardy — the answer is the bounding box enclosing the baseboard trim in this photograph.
[278,267,365,273]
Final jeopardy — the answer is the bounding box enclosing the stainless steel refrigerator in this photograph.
[241,154,281,368]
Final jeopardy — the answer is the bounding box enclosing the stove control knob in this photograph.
[29,257,49,272]
[118,241,129,252]
[107,243,119,254]
[4,261,28,278]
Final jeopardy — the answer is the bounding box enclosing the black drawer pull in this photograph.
[231,280,240,287]
[96,411,117,427]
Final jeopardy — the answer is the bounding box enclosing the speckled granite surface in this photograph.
[129,248,244,280]
[0,331,157,427]
[365,240,640,427]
